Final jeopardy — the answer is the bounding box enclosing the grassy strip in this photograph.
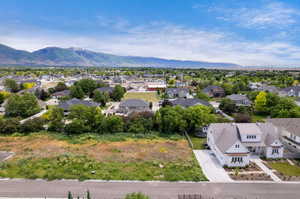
[269,162,300,176]
[0,154,207,181]
[190,137,206,150]
[123,92,160,103]
[8,132,184,144]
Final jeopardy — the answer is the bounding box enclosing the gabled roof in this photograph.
[166,88,189,95]
[267,118,300,137]
[170,98,210,108]
[282,86,300,93]
[226,94,249,101]
[119,99,149,107]
[94,87,114,94]
[52,90,70,97]
[58,98,99,111]
[203,85,224,93]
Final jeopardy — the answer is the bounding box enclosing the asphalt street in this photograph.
[0,180,299,199]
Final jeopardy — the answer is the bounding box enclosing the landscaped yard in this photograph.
[268,161,300,177]
[123,92,160,103]
[0,133,206,181]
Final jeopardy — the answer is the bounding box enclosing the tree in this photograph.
[5,93,40,118]
[196,91,210,101]
[48,107,65,132]
[234,113,252,123]
[219,98,236,114]
[70,85,85,99]
[4,79,19,93]
[20,117,45,133]
[100,115,124,134]
[184,105,216,133]
[111,85,125,101]
[65,119,91,134]
[157,106,186,134]
[35,89,50,101]
[75,79,97,95]
[254,91,267,114]
[93,90,109,106]
[54,82,68,92]
[0,118,20,134]
[0,92,4,104]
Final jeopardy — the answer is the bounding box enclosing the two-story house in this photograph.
[208,123,284,167]
[267,118,300,152]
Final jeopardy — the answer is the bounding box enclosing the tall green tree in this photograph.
[4,79,19,93]
[111,85,126,101]
[70,85,85,99]
[254,91,267,114]
[93,90,109,106]
[5,93,40,118]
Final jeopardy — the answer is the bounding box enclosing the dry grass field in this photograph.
[123,92,160,103]
[0,133,206,181]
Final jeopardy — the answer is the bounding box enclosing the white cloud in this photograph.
[210,1,300,29]
[1,21,300,66]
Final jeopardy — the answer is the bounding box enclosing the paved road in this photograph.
[193,150,232,182]
[20,110,47,124]
[0,152,14,162]
[0,180,299,199]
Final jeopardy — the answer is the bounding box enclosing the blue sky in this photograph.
[1,0,300,66]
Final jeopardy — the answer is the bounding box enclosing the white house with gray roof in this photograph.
[226,94,251,106]
[208,123,283,167]
[267,118,300,152]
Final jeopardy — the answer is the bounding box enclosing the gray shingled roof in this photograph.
[119,99,149,107]
[170,98,210,108]
[94,87,114,94]
[58,98,99,111]
[209,123,281,153]
[267,118,300,137]
[166,88,189,95]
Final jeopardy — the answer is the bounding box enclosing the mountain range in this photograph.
[0,43,240,68]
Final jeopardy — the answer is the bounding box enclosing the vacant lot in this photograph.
[123,92,160,103]
[0,133,206,181]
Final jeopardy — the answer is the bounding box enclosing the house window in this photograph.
[247,135,257,139]
[231,157,243,163]
[235,144,239,148]
[272,148,279,154]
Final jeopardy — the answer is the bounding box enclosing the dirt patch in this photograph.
[0,134,192,163]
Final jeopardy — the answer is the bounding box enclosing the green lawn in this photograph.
[190,137,206,150]
[269,162,300,176]
[0,154,206,181]
[123,92,160,103]
[251,114,268,122]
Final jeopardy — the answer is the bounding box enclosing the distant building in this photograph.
[118,99,150,114]
[58,98,99,112]
[166,88,189,99]
[280,86,300,97]
[226,94,251,106]
[203,86,225,97]
[169,98,211,108]
[52,90,70,99]
[147,82,166,91]
[94,87,114,95]
[208,123,284,167]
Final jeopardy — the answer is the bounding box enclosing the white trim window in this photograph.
[231,157,243,163]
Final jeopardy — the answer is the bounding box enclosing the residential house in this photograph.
[257,84,279,93]
[94,87,114,95]
[147,81,167,91]
[118,99,150,114]
[58,98,99,113]
[169,98,211,108]
[267,118,300,152]
[166,88,190,99]
[226,94,251,106]
[52,90,70,99]
[279,86,300,97]
[208,123,284,167]
[203,86,225,97]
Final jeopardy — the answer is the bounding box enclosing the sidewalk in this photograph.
[193,150,232,182]
[251,158,281,182]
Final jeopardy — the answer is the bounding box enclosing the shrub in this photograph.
[20,117,46,133]
[125,192,150,199]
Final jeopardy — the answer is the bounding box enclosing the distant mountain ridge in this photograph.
[0,43,240,68]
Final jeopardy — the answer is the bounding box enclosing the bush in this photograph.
[20,117,46,133]
[0,118,20,134]
[125,192,150,199]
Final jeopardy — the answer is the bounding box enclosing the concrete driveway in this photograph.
[193,150,232,182]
